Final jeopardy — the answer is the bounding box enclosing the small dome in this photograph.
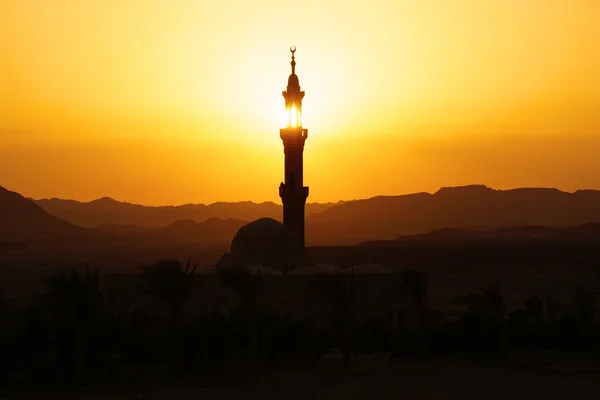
[232,218,293,242]
[222,218,302,273]
[348,264,394,274]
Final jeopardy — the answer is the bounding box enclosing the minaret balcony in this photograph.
[279,183,309,202]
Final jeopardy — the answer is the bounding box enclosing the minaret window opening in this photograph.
[287,105,302,128]
[291,105,298,127]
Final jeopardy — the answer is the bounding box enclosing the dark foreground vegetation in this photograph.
[1,260,600,396]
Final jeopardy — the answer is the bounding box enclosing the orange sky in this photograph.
[1,0,599,205]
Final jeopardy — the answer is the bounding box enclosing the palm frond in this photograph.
[396,268,429,310]
[139,257,201,312]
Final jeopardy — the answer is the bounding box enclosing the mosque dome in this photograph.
[217,218,303,273]
[232,218,293,243]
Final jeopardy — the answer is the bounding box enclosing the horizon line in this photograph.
[10,183,600,208]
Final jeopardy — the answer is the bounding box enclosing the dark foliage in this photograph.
[139,258,200,373]
[140,258,198,317]
[3,261,600,387]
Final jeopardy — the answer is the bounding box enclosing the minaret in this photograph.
[279,46,309,250]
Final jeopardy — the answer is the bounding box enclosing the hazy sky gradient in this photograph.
[1,0,598,205]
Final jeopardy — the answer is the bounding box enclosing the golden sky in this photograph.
[1,0,599,205]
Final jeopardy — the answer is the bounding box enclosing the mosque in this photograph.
[90,48,409,332]
[214,48,397,277]
[216,47,326,274]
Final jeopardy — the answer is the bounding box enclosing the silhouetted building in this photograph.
[216,217,304,272]
[279,46,309,250]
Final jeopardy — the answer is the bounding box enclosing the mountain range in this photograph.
[391,223,600,243]
[95,218,247,245]
[3,184,600,246]
[0,186,103,241]
[33,196,340,229]
[0,186,248,245]
[305,185,600,244]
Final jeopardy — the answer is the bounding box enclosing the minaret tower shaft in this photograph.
[279,46,309,250]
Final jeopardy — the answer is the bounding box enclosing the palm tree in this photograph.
[573,288,597,327]
[393,268,430,361]
[320,268,357,365]
[140,257,198,372]
[480,287,509,360]
[454,286,509,360]
[216,265,272,369]
[525,294,547,349]
[217,265,267,313]
[537,284,567,350]
[569,287,598,351]
[43,268,105,381]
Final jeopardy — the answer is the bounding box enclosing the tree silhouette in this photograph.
[43,268,105,381]
[572,288,597,328]
[216,265,272,369]
[562,287,598,352]
[320,268,357,365]
[480,287,509,360]
[140,257,198,372]
[454,286,509,360]
[392,268,430,361]
[522,294,548,350]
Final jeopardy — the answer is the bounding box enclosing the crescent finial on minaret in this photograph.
[290,46,296,74]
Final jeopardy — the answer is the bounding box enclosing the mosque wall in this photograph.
[102,273,412,326]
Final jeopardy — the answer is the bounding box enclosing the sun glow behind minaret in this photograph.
[289,104,298,128]
[279,46,309,250]
[2,1,598,205]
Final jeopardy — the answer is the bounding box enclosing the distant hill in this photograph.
[95,217,247,245]
[305,185,600,245]
[391,223,600,243]
[158,218,246,244]
[34,197,340,228]
[24,185,600,246]
[0,186,104,241]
